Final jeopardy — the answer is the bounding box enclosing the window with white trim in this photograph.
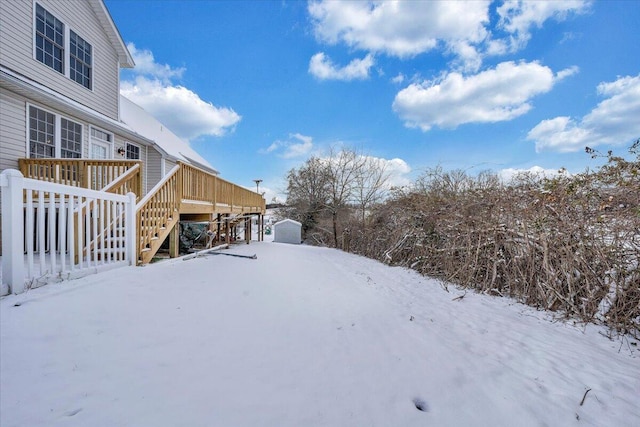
[29,105,83,158]
[60,118,82,158]
[34,3,93,90]
[125,142,140,160]
[70,30,92,89]
[29,106,56,158]
[90,127,112,159]
[35,3,64,74]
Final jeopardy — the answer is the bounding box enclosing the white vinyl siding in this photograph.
[0,91,28,171]
[0,0,119,119]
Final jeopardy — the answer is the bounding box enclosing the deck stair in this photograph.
[17,158,266,266]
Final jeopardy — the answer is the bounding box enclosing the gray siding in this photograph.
[146,147,163,193]
[0,0,120,120]
[165,159,177,175]
[0,93,94,169]
[114,136,149,194]
[139,143,148,194]
[0,90,27,171]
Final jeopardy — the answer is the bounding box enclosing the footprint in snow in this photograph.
[64,408,83,417]
[413,397,428,412]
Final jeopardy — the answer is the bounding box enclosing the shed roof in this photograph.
[274,219,302,227]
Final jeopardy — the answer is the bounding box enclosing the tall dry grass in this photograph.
[345,146,639,336]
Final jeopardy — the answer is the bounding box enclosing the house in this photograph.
[0,0,265,294]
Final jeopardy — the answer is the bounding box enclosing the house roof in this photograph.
[119,96,218,174]
[1,66,151,146]
[88,0,135,68]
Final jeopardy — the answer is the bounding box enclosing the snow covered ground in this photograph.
[1,239,639,426]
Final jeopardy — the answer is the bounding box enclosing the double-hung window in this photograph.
[60,118,82,158]
[70,30,92,89]
[29,106,56,158]
[29,105,82,158]
[35,3,64,74]
[34,3,93,90]
[126,143,141,160]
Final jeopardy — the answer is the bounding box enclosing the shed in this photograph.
[273,219,302,244]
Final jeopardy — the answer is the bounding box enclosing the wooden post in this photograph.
[126,192,137,265]
[225,214,230,244]
[168,221,179,258]
[80,160,88,189]
[217,214,221,244]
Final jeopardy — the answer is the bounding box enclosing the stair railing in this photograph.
[135,164,181,261]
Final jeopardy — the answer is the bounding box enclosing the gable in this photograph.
[0,0,134,120]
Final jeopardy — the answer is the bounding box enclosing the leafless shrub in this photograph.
[344,142,639,336]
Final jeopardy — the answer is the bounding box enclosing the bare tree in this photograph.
[323,148,366,248]
[353,155,391,227]
[285,156,330,238]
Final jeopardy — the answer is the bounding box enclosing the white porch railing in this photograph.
[1,169,136,295]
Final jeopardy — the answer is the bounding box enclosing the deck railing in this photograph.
[102,163,142,199]
[1,169,136,295]
[18,159,142,193]
[15,158,265,265]
[180,161,265,211]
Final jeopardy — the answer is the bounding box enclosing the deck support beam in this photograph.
[169,222,179,258]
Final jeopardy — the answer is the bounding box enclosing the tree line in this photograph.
[280,142,639,336]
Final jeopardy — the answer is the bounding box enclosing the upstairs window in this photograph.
[70,30,92,89]
[35,3,64,74]
[34,4,93,90]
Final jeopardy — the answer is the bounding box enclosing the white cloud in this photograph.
[556,66,579,81]
[391,73,405,84]
[308,1,590,71]
[496,0,591,52]
[309,52,374,81]
[121,45,241,141]
[393,61,573,131]
[527,74,640,152]
[499,165,568,182]
[120,77,241,141]
[261,133,314,159]
[308,1,489,61]
[127,43,185,82]
[370,156,412,188]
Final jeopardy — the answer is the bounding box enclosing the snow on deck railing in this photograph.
[1,169,136,295]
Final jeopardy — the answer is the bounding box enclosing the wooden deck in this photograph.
[18,158,266,264]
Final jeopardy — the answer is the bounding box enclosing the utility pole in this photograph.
[253,179,262,193]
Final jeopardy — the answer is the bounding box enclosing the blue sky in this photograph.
[105,0,640,202]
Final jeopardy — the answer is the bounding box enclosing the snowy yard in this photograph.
[1,240,639,426]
